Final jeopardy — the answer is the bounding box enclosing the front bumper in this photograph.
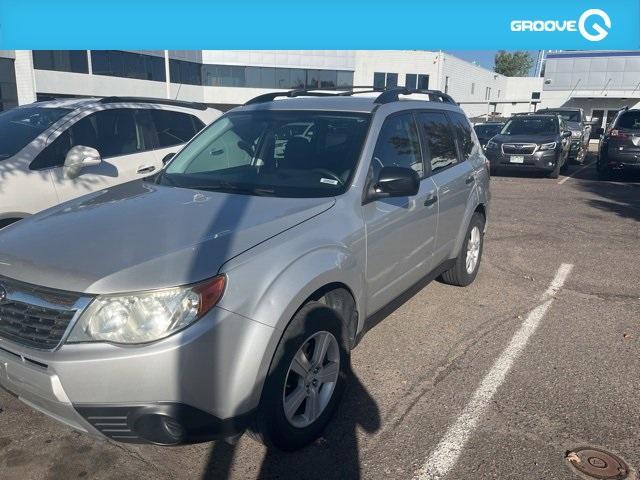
[0,306,277,444]
[486,148,559,171]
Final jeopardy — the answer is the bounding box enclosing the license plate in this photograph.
[510,156,524,164]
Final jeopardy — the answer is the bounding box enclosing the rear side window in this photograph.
[416,111,458,173]
[151,110,205,148]
[372,113,423,177]
[30,108,154,170]
[449,112,476,161]
[616,111,640,130]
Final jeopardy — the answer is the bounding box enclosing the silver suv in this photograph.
[0,87,490,450]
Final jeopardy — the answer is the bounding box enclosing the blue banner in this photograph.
[0,0,638,49]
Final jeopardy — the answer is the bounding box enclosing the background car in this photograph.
[484,114,572,178]
[473,122,504,150]
[537,107,593,164]
[0,97,221,228]
[597,107,640,179]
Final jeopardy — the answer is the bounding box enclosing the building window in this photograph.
[497,89,501,98]
[169,58,202,85]
[406,74,417,89]
[92,51,165,82]
[471,83,475,95]
[444,76,450,94]
[337,71,354,88]
[386,73,398,88]
[33,50,89,74]
[373,72,385,89]
[418,74,429,89]
[0,58,19,111]
[531,91,541,100]
[485,87,491,100]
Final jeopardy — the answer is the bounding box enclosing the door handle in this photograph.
[137,165,157,174]
[424,195,438,207]
[465,175,475,185]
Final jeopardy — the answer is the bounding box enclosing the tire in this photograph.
[489,166,499,176]
[560,158,569,175]
[251,301,349,451]
[597,165,612,180]
[440,212,485,287]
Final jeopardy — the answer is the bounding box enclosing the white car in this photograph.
[0,97,221,228]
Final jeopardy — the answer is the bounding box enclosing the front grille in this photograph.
[0,277,84,350]
[76,406,141,442]
[502,143,537,155]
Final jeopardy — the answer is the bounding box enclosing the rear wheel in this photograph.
[441,212,485,287]
[252,302,348,451]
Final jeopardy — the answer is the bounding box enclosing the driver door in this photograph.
[39,108,161,203]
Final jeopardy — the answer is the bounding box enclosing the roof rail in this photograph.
[99,96,209,111]
[373,87,457,105]
[243,86,381,105]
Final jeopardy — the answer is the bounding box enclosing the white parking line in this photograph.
[414,263,573,480]
[557,162,596,185]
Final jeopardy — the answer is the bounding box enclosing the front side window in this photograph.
[30,108,151,170]
[372,113,423,177]
[0,106,71,161]
[159,111,371,198]
[151,110,204,148]
[501,117,558,135]
[417,112,458,173]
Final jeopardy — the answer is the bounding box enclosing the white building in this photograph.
[0,50,543,118]
[539,50,640,131]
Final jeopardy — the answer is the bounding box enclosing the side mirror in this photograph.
[63,145,101,179]
[162,152,176,165]
[369,166,420,201]
[562,131,572,138]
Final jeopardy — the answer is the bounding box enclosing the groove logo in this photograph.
[510,9,611,42]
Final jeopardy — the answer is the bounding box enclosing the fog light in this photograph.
[134,414,186,445]
[548,162,553,166]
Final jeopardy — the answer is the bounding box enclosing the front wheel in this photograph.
[251,302,348,451]
[440,212,485,287]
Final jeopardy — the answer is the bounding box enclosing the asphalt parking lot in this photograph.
[1,156,639,480]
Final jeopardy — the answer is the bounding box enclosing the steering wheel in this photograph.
[313,168,344,186]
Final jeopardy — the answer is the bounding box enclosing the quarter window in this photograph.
[372,114,423,177]
[417,112,458,173]
[450,112,476,161]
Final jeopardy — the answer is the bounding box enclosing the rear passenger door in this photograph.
[149,109,205,163]
[363,112,439,314]
[416,111,474,265]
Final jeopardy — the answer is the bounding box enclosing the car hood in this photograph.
[0,181,335,294]
[493,134,558,144]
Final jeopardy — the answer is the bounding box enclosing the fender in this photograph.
[451,183,486,259]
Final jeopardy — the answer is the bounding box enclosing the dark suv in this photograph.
[484,114,572,178]
[597,108,640,179]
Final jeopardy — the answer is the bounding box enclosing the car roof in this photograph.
[28,97,214,112]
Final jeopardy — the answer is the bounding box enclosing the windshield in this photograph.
[541,110,580,122]
[159,110,371,198]
[0,106,71,160]
[474,124,503,136]
[501,117,558,136]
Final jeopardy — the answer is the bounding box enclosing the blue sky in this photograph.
[446,50,540,75]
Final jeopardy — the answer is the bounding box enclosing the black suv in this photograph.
[473,122,504,150]
[597,108,640,179]
[484,114,572,178]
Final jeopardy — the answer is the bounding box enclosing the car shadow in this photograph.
[201,363,380,480]
[576,173,640,222]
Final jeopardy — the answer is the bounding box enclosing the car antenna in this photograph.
[174,83,183,101]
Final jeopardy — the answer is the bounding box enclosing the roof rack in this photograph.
[244,86,381,106]
[373,87,457,105]
[99,96,209,111]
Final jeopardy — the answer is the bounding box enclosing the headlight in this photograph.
[539,142,556,151]
[571,131,582,138]
[67,276,226,344]
[486,140,498,149]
